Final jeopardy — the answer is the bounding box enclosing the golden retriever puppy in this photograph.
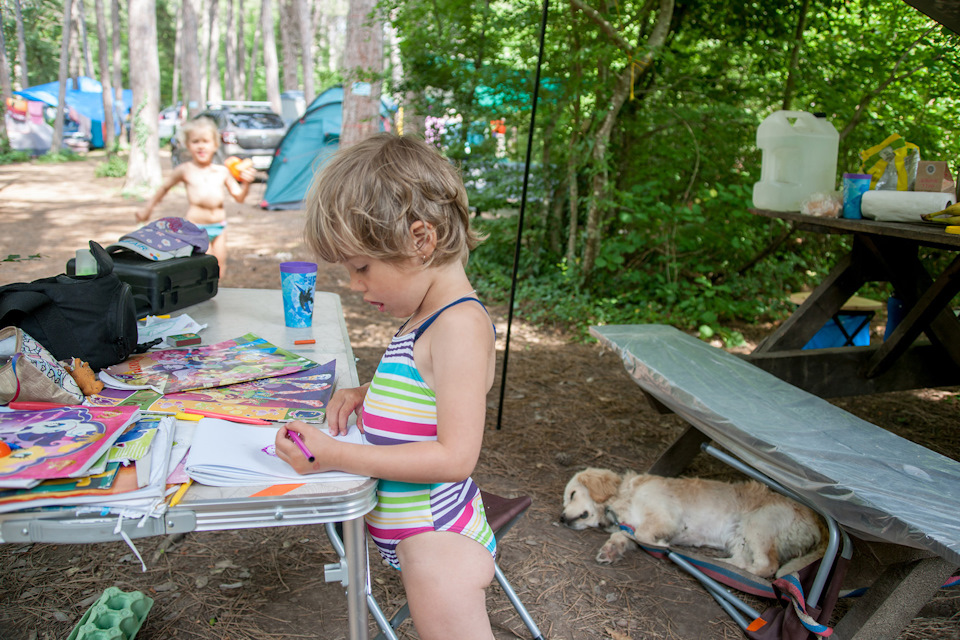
[560,468,826,578]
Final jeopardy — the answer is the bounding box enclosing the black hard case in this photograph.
[67,251,219,318]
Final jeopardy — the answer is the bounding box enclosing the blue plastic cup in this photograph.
[842,173,872,219]
[279,262,318,327]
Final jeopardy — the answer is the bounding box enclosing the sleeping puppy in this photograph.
[559,468,827,579]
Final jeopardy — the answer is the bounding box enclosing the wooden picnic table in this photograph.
[746,209,960,398]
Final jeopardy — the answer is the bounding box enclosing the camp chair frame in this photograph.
[325,491,544,640]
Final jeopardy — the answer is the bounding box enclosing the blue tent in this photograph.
[15,76,133,148]
[261,86,394,210]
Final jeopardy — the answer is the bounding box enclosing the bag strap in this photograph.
[88,240,116,276]
[0,289,84,362]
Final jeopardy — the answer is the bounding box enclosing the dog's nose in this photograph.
[559,510,589,525]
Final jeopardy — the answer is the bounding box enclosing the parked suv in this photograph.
[171,106,286,171]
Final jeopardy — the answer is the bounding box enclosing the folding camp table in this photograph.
[0,288,378,640]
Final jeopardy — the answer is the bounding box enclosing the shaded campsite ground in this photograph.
[0,153,957,639]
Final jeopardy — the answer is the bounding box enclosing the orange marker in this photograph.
[294,339,316,345]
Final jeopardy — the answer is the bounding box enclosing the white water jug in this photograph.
[752,110,839,212]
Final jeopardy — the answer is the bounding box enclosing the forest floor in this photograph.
[0,152,957,640]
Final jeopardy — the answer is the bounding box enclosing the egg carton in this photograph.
[66,586,154,640]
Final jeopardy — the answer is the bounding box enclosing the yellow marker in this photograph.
[175,412,203,421]
[946,226,960,235]
[156,314,171,319]
[168,479,193,507]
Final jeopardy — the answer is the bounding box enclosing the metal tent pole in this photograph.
[495,0,549,430]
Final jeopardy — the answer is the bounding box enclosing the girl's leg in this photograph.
[396,531,495,640]
[209,231,227,279]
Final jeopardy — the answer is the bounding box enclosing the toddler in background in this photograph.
[137,117,255,278]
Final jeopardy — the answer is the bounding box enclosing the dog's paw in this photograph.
[596,531,631,564]
[596,544,622,564]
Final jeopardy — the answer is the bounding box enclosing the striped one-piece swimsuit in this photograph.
[362,297,496,570]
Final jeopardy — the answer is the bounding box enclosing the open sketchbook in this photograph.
[100,333,316,394]
[184,419,368,486]
[0,406,141,489]
[145,360,336,423]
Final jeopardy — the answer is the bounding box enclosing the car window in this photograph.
[228,113,285,129]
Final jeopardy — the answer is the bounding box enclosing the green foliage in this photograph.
[0,148,32,165]
[3,254,41,262]
[35,150,84,163]
[401,0,960,340]
[95,155,128,177]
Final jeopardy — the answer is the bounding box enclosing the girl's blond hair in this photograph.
[178,117,220,148]
[304,133,481,266]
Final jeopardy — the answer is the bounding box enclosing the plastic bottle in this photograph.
[752,111,840,212]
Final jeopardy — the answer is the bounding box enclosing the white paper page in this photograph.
[185,419,368,486]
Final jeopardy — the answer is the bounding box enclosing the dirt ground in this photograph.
[0,153,957,640]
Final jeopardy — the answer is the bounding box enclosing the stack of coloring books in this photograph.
[0,407,174,517]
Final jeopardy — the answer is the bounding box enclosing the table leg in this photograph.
[754,252,867,352]
[863,251,960,377]
[343,516,370,640]
[648,425,711,477]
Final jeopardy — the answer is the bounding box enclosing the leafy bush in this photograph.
[0,149,31,165]
[95,155,128,178]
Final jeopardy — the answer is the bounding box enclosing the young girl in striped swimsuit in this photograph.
[274,133,498,640]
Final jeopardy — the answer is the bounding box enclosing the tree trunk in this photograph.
[13,0,29,88]
[52,0,74,153]
[0,8,13,104]
[94,0,115,153]
[237,0,247,98]
[111,0,122,94]
[296,0,314,104]
[279,0,299,92]
[246,0,261,101]
[224,0,237,99]
[124,0,162,192]
[69,3,82,80]
[341,0,382,148]
[181,0,204,117]
[75,0,95,78]
[781,0,810,111]
[172,0,183,106]
[261,0,281,114]
[198,0,209,99]
[581,66,633,277]
[571,0,675,282]
[566,146,579,264]
[206,0,222,103]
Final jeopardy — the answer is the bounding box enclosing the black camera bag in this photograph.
[0,241,138,371]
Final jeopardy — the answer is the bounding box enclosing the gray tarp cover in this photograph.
[591,324,960,568]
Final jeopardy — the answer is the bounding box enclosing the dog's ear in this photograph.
[581,468,621,504]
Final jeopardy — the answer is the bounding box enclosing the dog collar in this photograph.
[618,523,636,536]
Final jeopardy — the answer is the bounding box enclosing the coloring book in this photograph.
[184,419,367,486]
[0,415,174,516]
[100,333,316,394]
[145,360,336,423]
[0,406,141,488]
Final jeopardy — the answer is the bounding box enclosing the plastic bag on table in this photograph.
[859,134,920,191]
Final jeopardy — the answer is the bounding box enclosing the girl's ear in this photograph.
[409,220,437,261]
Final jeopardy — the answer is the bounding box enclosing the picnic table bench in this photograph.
[590,324,960,639]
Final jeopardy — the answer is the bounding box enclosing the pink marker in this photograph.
[286,429,315,462]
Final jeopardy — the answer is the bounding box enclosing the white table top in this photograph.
[171,288,376,528]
